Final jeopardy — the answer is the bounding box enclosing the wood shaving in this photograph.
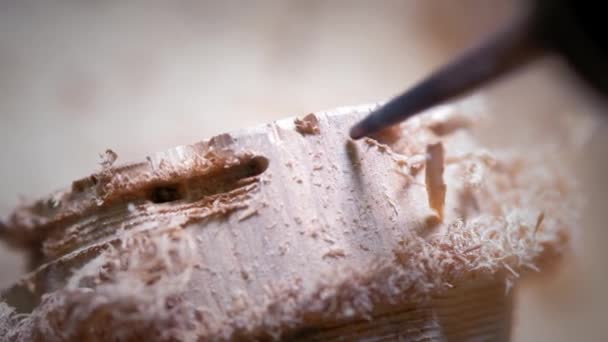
[535,212,545,234]
[425,142,446,220]
[427,113,472,136]
[99,149,118,169]
[323,248,346,259]
[237,207,258,222]
[294,113,320,135]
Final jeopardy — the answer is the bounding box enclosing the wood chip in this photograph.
[99,149,118,169]
[535,212,545,235]
[369,125,402,145]
[323,248,346,259]
[428,114,472,136]
[425,142,446,220]
[294,113,320,135]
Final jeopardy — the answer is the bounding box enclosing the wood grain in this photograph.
[0,102,577,341]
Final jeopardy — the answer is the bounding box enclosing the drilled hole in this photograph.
[245,156,269,177]
[146,156,268,204]
[149,184,183,204]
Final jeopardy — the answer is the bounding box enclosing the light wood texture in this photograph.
[0,103,576,341]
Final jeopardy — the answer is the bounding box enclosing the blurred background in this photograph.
[0,1,606,340]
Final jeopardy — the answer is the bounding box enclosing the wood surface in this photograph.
[0,102,577,341]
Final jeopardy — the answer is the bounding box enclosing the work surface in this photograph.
[1,1,607,341]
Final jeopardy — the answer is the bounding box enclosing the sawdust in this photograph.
[363,137,390,153]
[0,302,16,339]
[2,228,197,341]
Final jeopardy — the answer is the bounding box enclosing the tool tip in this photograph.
[349,122,367,140]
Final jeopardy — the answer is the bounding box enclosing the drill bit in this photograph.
[350,9,539,140]
[350,0,608,140]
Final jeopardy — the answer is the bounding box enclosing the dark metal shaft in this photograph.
[350,9,540,140]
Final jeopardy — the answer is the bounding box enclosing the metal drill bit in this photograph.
[350,7,541,140]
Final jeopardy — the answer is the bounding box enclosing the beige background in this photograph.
[1,1,606,340]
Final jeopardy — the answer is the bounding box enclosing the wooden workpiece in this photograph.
[0,103,579,341]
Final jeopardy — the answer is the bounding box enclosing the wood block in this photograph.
[0,103,578,341]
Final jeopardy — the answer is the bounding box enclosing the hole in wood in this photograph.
[246,156,269,177]
[149,184,183,204]
[146,155,268,205]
